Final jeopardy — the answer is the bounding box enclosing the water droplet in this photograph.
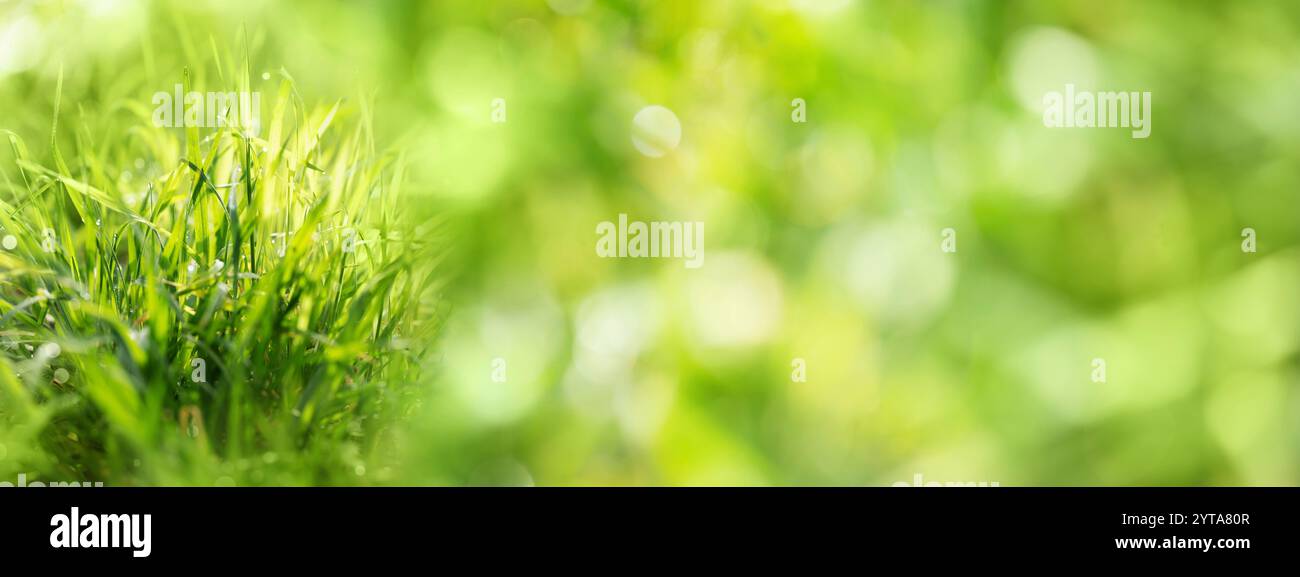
[38,342,60,359]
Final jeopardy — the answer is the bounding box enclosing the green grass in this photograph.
[0,58,439,486]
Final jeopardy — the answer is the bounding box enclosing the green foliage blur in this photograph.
[2,0,1299,485]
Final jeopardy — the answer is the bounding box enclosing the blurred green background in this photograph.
[3,0,1299,485]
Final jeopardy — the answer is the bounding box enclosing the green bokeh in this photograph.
[2,0,1298,485]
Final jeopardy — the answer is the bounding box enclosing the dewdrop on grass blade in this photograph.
[37,342,60,360]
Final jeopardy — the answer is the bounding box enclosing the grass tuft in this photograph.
[0,56,439,486]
